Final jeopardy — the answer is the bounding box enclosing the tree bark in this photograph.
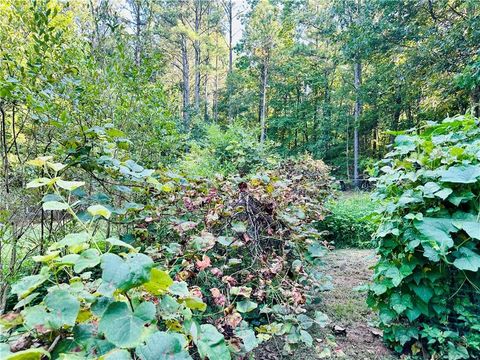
[194,0,201,113]
[260,61,268,143]
[353,61,362,188]
[181,35,190,130]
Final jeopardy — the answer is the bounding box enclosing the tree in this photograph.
[242,0,281,143]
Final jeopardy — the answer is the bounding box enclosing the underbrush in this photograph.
[318,192,376,248]
[0,129,334,360]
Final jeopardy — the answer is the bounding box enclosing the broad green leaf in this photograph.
[4,348,51,360]
[235,328,259,352]
[414,217,457,253]
[307,242,325,258]
[26,177,52,189]
[99,253,154,296]
[411,284,433,303]
[91,297,114,317]
[47,162,66,172]
[453,247,480,272]
[22,305,50,329]
[453,220,480,240]
[314,311,330,327]
[11,267,50,299]
[300,329,313,346]
[50,232,90,253]
[87,204,111,219]
[43,201,69,211]
[438,164,480,184]
[57,180,85,191]
[44,289,80,328]
[135,331,192,360]
[134,302,156,322]
[74,249,101,273]
[106,237,134,250]
[144,268,173,295]
[193,324,230,360]
[99,302,147,348]
[447,342,469,360]
[236,300,258,313]
[13,292,39,310]
[169,282,189,297]
[384,266,403,287]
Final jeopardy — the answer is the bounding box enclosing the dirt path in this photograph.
[312,249,396,359]
[255,249,397,359]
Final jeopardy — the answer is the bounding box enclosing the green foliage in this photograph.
[178,123,277,177]
[368,115,480,359]
[0,154,333,358]
[319,192,376,248]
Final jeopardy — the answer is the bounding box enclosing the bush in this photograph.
[177,123,278,177]
[319,192,376,248]
[368,115,480,359]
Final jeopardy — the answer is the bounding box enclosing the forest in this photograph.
[0,0,479,359]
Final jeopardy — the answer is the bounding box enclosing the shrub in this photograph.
[177,123,277,177]
[368,115,480,359]
[319,192,376,248]
[0,155,333,358]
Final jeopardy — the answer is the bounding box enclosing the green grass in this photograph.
[319,191,377,248]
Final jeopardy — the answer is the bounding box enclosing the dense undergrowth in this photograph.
[0,127,333,359]
[368,115,480,359]
[319,192,376,249]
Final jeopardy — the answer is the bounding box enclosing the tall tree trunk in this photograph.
[214,42,219,122]
[0,106,9,194]
[353,61,362,188]
[181,35,190,130]
[194,0,201,113]
[227,0,233,122]
[260,61,269,143]
[134,1,142,67]
[228,0,233,72]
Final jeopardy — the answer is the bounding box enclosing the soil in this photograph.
[255,249,398,360]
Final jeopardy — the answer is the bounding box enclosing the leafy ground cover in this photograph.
[0,155,335,359]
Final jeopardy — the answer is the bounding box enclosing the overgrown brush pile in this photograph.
[368,115,480,359]
[0,151,333,359]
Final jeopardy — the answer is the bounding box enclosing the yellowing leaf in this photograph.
[87,204,111,219]
[47,162,66,172]
[26,156,53,167]
[76,309,92,323]
[26,177,52,189]
[144,268,173,295]
[32,251,60,262]
[56,179,85,191]
[43,201,69,211]
[182,297,207,311]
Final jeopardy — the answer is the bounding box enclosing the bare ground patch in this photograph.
[255,249,398,359]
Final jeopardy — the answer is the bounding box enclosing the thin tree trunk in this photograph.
[353,61,362,188]
[134,1,142,67]
[181,35,190,130]
[260,62,268,143]
[214,46,219,122]
[0,106,9,194]
[227,0,233,122]
[194,0,201,113]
